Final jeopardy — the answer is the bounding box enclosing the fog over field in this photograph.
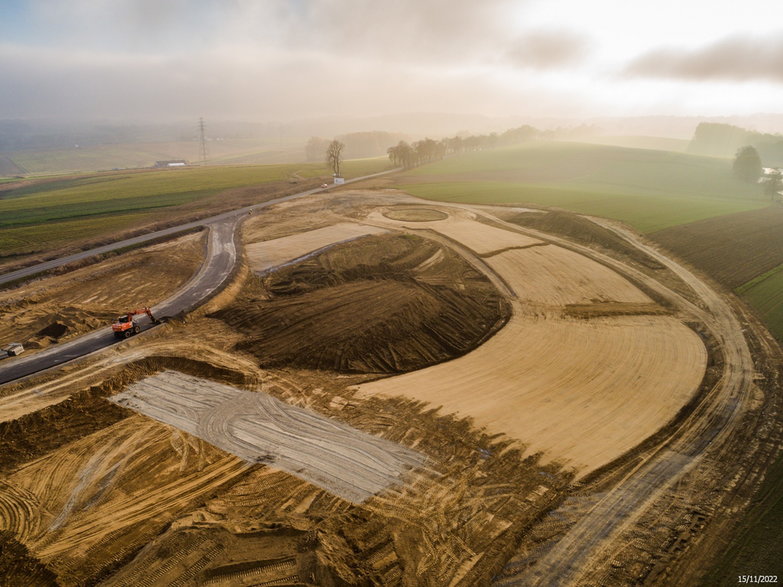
[1,0,781,126]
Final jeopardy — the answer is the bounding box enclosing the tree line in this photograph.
[386,125,541,169]
[733,145,783,199]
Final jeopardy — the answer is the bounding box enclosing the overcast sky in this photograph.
[1,0,781,122]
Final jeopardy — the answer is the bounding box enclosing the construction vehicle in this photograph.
[112,307,159,339]
[1,342,24,357]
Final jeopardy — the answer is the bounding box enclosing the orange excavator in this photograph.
[112,307,159,339]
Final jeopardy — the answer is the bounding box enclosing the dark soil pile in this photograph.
[213,234,510,373]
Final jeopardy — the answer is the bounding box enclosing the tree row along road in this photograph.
[0,169,398,385]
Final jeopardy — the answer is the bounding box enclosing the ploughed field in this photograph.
[0,189,714,585]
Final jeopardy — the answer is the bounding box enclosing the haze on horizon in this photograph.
[1,0,782,126]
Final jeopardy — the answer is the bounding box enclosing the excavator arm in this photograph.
[111,306,160,339]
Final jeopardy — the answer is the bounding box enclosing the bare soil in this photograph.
[383,208,448,221]
[244,222,388,273]
[0,188,764,586]
[214,233,510,373]
[112,370,425,503]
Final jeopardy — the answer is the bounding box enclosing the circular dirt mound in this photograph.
[383,208,448,222]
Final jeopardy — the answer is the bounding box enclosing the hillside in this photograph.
[397,142,767,232]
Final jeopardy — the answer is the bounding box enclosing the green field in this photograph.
[0,157,390,260]
[398,142,767,232]
[7,137,309,174]
[738,264,783,341]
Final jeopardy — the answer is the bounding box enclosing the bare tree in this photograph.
[326,140,345,177]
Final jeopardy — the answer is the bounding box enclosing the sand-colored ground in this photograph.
[358,314,705,472]
[486,245,651,306]
[0,191,728,585]
[244,222,388,273]
[112,371,425,503]
[0,232,204,352]
[367,208,542,254]
[358,210,707,474]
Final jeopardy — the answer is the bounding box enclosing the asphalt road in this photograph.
[0,217,239,385]
[0,168,399,385]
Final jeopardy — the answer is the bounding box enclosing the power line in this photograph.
[198,117,207,165]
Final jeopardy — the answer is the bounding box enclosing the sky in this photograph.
[0,0,781,123]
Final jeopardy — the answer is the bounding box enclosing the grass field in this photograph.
[0,158,389,261]
[398,143,767,232]
[737,264,783,341]
[651,206,783,289]
[6,138,308,174]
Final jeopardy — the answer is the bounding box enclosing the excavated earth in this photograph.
[0,188,774,586]
[213,232,510,373]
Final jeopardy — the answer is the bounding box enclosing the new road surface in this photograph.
[0,169,398,385]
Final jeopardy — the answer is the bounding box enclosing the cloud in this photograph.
[0,41,560,122]
[20,0,522,65]
[624,34,783,82]
[505,30,590,70]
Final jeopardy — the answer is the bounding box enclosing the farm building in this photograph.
[154,160,188,168]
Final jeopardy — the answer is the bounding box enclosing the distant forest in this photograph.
[689,123,783,166]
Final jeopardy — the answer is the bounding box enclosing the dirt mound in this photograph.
[0,386,131,473]
[34,322,69,339]
[213,234,510,373]
[563,302,670,318]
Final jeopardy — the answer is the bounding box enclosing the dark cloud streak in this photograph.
[624,34,783,82]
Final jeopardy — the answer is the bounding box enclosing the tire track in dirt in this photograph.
[33,455,249,560]
[0,481,41,542]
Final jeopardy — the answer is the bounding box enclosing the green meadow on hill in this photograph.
[398,142,768,233]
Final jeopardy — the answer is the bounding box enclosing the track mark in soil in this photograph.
[478,242,550,257]
[111,371,425,503]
